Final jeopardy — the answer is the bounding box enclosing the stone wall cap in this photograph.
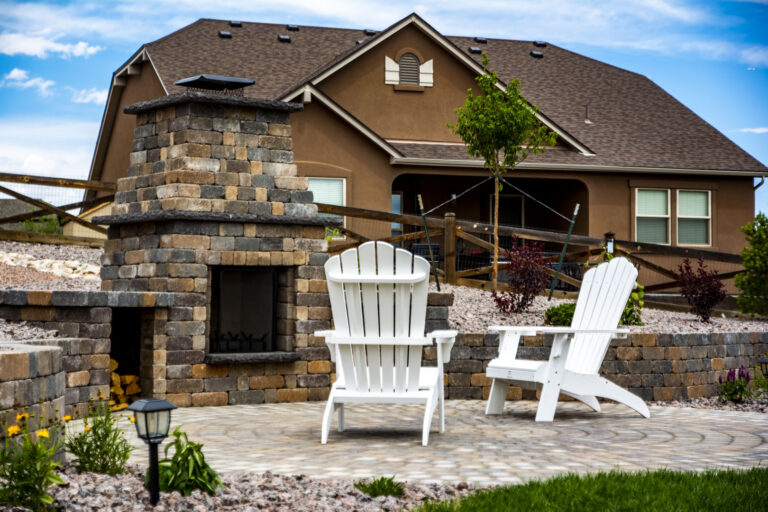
[124,91,303,115]
[0,289,203,307]
[93,210,339,227]
[205,351,301,365]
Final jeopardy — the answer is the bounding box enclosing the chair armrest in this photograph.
[427,330,457,365]
[489,325,630,339]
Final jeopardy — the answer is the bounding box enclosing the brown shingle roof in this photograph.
[142,17,766,174]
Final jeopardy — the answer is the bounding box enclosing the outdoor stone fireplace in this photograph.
[93,91,337,407]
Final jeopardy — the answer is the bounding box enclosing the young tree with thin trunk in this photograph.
[449,54,556,285]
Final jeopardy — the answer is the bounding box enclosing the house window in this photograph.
[398,53,420,85]
[636,189,669,244]
[308,177,345,238]
[391,192,403,240]
[677,190,710,245]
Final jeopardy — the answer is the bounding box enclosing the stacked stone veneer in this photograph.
[0,342,64,433]
[436,330,768,401]
[90,92,336,407]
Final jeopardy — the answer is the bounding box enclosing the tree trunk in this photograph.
[493,174,499,286]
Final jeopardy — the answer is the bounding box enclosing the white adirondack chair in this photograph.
[485,257,651,422]
[315,241,456,446]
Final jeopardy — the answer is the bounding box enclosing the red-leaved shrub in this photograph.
[491,237,550,313]
[677,257,727,322]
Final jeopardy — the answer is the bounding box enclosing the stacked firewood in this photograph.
[109,358,141,411]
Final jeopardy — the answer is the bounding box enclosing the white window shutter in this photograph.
[384,56,399,85]
[419,59,433,87]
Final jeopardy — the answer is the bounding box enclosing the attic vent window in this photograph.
[474,37,487,44]
[229,21,242,27]
[278,34,291,43]
[469,46,482,54]
[218,31,232,39]
[530,50,544,58]
[384,52,433,88]
[286,24,299,31]
[533,41,547,47]
[398,53,420,85]
[364,29,377,36]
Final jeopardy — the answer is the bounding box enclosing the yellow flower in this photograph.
[84,426,92,432]
[36,429,49,438]
[62,415,73,422]
[130,417,136,423]
[97,393,105,400]
[16,413,29,422]
[7,425,21,437]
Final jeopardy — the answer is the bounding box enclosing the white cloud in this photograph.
[737,127,768,134]
[0,32,102,58]
[72,88,108,104]
[1,68,55,96]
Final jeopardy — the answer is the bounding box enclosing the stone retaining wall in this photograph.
[436,331,768,401]
[0,343,65,431]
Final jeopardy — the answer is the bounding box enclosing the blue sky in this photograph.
[1,0,767,214]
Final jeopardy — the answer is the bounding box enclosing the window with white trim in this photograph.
[635,189,669,244]
[677,190,710,245]
[308,177,345,238]
[384,55,433,87]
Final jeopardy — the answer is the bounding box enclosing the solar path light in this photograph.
[127,398,177,506]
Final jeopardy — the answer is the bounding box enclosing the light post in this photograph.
[127,398,177,506]
[759,357,768,379]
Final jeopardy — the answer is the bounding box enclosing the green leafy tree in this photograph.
[735,212,768,315]
[449,53,557,284]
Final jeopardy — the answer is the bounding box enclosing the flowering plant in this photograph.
[718,366,752,403]
[1,408,65,511]
[65,397,133,476]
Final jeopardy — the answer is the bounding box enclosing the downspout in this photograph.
[755,176,765,190]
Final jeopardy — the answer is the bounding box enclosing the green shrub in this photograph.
[151,426,223,496]
[718,366,752,403]
[21,215,62,234]
[544,303,576,326]
[65,397,132,476]
[0,410,65,511]
[735,212,768,315]
[355,476,405,497]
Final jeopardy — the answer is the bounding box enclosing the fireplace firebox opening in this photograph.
[210,267,277,353]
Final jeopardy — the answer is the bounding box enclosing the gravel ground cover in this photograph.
[651,396,768,413]
[0,318,59,340]
[432,283,768,333]
[42,465,472,511]
[0,241,102,265]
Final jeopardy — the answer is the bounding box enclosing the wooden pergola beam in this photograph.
[0,195,114,226]
[0,183,107,235]
[0,172,116,192]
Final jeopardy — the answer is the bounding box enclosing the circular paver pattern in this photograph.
[125,400,768,486]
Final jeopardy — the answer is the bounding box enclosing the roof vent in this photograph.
[174,74,255,96]
[218,31,232,39]
[363,29,376,36]
[469,46,482,54]
[286,24,299,31]
[530,50,544,59]
[229,21,242,27]
[533,41,547,47]
[474,37,487,44]
[356,39,364,45]
[278,34,291,43]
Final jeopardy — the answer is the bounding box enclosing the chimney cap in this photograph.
[174,74,255,91]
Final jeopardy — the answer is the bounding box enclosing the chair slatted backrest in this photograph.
[565,257,638,374]
[325,241,431,393]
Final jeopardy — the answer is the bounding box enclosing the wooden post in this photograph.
[444,212,456,285]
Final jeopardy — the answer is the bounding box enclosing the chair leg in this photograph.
[562,390,601,412]
[439,377,445,433]
[337,403,345,432]
[485,379,508,415]
[422,392,438,446]
[594,377,650,418]
[321,396,336,444]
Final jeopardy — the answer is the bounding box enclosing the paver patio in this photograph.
[123,400,768,486]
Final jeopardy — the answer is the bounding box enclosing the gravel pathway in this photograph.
[48,465,471,511]
[433,283,768,333]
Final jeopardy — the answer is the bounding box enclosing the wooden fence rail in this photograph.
[315,203,744,292]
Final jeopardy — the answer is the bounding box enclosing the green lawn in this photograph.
[415,468,768,512]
